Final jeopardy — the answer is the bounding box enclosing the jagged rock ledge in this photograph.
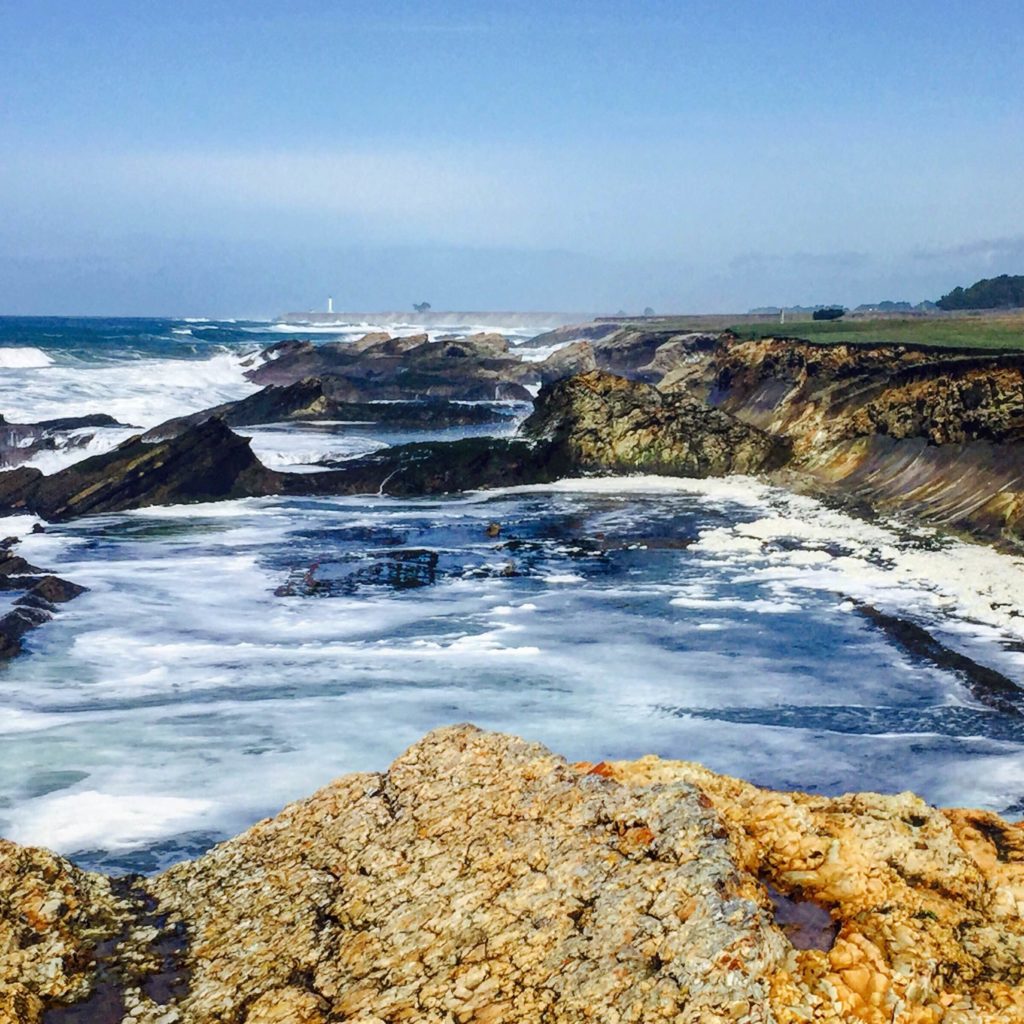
[2,726,1022,1023]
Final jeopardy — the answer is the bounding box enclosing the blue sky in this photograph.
[1,0,1022,316]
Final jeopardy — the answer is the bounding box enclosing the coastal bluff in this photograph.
[2,726,1022,1024]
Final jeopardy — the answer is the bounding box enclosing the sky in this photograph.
[1,0,1022,317]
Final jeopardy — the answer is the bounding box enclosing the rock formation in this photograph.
[703,338,1024,544]
[0,413,126,469]
[0,418,281,521]
[0,540,88,660]
[142,378,513,442]
[2,726,1022,1023]
[524,370,790,477]
[247,333,535,401]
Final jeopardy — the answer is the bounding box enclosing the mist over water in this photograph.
[1,316,1024,874]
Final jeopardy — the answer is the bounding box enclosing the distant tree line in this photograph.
[937,274,1024,311]
[812,305,846,321]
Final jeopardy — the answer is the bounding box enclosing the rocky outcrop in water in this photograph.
[524,370,790,477]
[248,333,535,400]
[0,421,567,521]
[0,540,87,660]
[0,419,281,521]
[142,378,514,442]
[0,413,127,469]
[3,725,1022,1023]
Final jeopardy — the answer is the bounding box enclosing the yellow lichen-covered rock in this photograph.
[0,839,126,1022]
[2,726,1022,1023]
[599,754,1024,1023]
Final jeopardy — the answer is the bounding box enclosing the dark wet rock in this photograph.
[0,550,44,576]
[1,414,128,469]
[0,567,88,662]
[523,370,790,477]
[340,549,440,592]
[0,605,52,640]
[13,593,57,614]
[247,331,535,400]
[305,436,571,497]
[25,575,88,604]
[0,418,281,521]
[854,602,1024,715]
[143,377,514,441]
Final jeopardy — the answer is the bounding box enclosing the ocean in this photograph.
[2,315,1024,874]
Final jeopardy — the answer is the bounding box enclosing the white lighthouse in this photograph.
[327,296,334,314]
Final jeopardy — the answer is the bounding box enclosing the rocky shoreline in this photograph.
[2,725,1022,1023]
[3,324,1024,1020]
[2,322,1024,667]
[6,323,1024,541]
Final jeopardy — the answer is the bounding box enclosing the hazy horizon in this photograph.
[2,0,1022,319]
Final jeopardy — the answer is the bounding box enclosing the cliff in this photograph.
[701,339,1024,544]
[3,726,1022,1023]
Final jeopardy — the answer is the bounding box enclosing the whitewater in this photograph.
[1,315,1023,874]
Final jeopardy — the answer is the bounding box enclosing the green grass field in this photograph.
[722,313,1024,351]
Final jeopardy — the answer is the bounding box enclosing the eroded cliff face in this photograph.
[3,726,1022,1024]
[676,338,1024,545]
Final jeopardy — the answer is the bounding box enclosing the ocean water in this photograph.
[1,315,1023,874]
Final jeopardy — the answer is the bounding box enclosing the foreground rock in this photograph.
[142,378,514,442]
[2,726,1022,1023]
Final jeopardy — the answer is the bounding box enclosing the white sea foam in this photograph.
[4,466,1024,863]
[0,347,54,368]
[241,426,386,472]
[8,791,214,853]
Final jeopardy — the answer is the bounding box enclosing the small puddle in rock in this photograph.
[765,882,839,951]
[41,881,189,1023]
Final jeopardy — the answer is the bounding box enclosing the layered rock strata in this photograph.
[2,726,1022,1023]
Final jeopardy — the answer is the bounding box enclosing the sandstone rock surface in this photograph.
[2,726,1021,1023]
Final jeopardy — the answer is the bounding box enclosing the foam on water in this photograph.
[3,318,1024,870]
[1,476,1023,870]
[0,347,55,368]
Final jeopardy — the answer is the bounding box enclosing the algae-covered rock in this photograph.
[524,369,790,477]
